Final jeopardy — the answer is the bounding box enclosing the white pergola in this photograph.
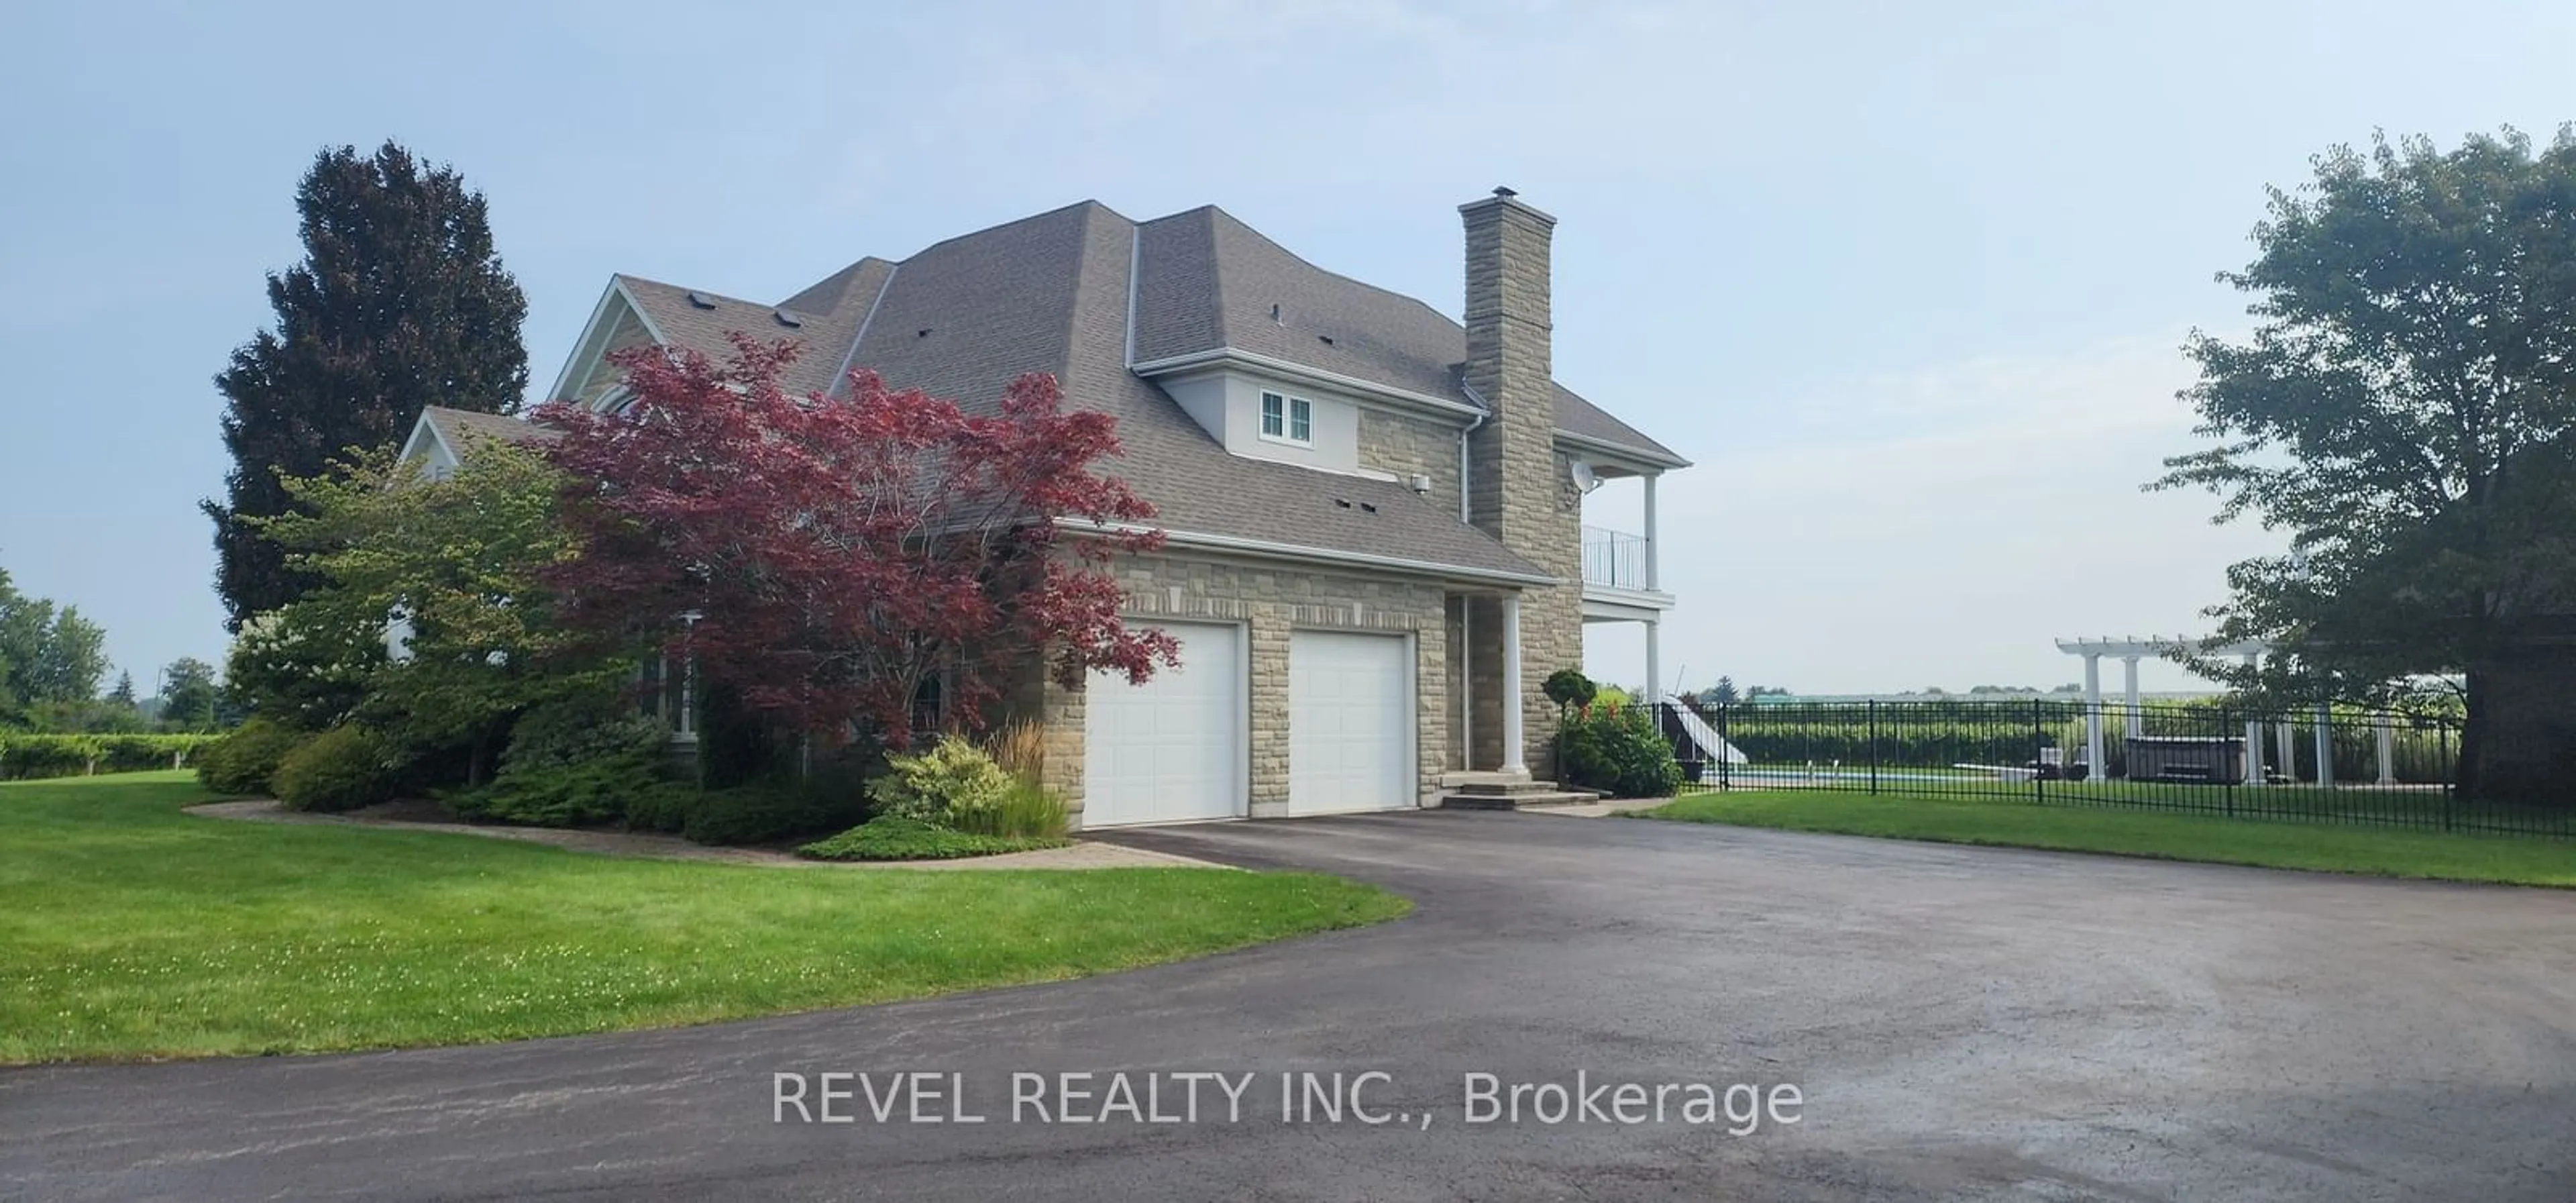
[2054,636,2398,787]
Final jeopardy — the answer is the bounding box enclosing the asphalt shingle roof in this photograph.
[564,200,1688,582]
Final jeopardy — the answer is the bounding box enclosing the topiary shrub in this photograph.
[271,726,400,813]
[869,735,1012,826]
[799,816,1068,861]
[1544,668,1598,713]
[1559,701,1684,799]
[195,719,309,796]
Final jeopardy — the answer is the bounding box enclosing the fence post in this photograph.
[1868,700,1880,796]
[2220,704,2237,818]
[1717,704,1731,792]
[2440,718,2455,832]
[2031,698,2044,803]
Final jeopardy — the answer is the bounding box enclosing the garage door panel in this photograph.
[1083,623,1242,827]
[1289,631,1412,816]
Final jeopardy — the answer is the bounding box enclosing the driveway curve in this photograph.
[5,810,2572,1200]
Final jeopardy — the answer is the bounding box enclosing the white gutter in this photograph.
[1058,518,1558,588]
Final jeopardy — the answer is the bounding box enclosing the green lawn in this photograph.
[1630,787,2576,887]
[0,773,1408,1063]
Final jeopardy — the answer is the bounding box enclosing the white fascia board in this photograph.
[398,411,462,469]
[1130,348,1483,420]
[544,278,673,406]
[1556,429,1690,473]
[1058,518,1558,588]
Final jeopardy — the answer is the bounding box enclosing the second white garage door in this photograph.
[1083,621,1244,827]
[1288,630,1414,815]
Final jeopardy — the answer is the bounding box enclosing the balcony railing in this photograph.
[1582,525,1648,590]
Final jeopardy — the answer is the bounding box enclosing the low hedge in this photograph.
[799,817,1069,861]
[0,733,222,781]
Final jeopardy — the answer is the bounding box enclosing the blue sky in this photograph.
[3,0,2569,696]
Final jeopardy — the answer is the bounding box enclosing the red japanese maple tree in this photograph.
[535,335,1176,747]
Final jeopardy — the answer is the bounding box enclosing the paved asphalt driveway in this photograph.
[5,810,2574,1200]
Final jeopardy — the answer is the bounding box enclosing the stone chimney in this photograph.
[1460,187,1580,777]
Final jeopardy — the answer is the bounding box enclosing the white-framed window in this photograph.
[1260,390,1313,445]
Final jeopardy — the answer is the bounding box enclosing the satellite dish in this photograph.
[1569,460,1603,494]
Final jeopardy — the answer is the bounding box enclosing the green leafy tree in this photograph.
[258,439,610,784]
[203,141,529,631]
[0,569,107,723]
[158,658,222,732]
[2153,127,2576,802]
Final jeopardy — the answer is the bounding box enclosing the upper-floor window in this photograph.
[1260,390,1313,445]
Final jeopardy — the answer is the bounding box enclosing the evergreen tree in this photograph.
[202,141,529,631]
[106,671,138,709]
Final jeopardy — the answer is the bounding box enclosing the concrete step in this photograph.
[1439,789,1603,810]
[1446,778,1580,797]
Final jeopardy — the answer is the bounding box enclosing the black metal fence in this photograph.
[1674,698,2573,839]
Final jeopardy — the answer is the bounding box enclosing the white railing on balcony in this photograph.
[1581,525,1648,590]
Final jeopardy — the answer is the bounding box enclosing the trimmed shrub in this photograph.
[869,735,1012,826]
[799,816,1068,861]
[1560,701,1684,799]
[502,698,668,776]
[682,783,868,847]
[271,726,400,813]
[445,702,673,828]
[449,757,664,828]
[194,720,308,796]
[621,782,700,835]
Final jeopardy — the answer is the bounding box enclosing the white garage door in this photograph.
[1289,631,1413,815]
[1082,621,1244,827]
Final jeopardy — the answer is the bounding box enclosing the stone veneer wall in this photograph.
[1461,194,1583,778]
[1356,407,1463,516]
[1016,551,1451,830]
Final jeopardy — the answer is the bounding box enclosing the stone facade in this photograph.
[1460,193,1583,778]
[1356,406,1462,517]
[1008,550,1450,830]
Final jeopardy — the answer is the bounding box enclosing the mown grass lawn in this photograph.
[1630,788,2576,887]
[0,773,1408,1063]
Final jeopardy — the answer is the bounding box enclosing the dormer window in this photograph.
[1260,390,1313,446]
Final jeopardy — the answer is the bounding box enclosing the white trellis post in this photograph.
[2243,651,2265,786]
[2082,653,2105,783]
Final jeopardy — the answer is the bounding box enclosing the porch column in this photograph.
[2376,715,2398,786]
[1642,472,1660,592]
[2313,702,2334,788]
[2082,653,2104,783]
[1500,592,1527,774]
[1644,617,1662,709]
[2275,721,2297,782]
[2242,651,2263,786]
